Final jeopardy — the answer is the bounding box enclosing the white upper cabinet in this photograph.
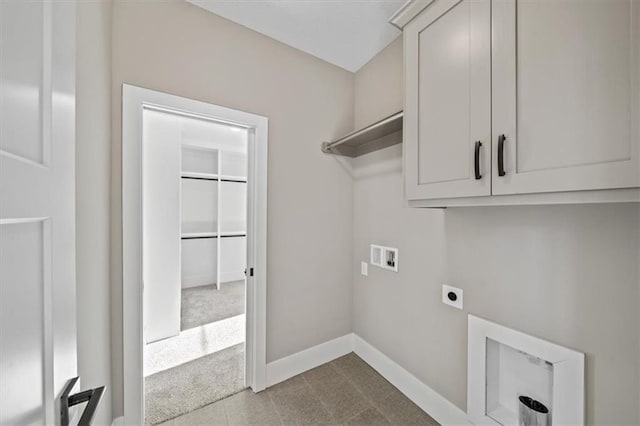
[401,0,640,205]
[492,0,640,195]
[405,0,491,200]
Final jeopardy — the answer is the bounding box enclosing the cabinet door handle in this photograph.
[474,141,482,180]
[498,134,506,176]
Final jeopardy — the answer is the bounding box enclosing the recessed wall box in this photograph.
[370,244,399,272]
[370,245,383,268]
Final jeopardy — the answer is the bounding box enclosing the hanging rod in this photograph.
[181,176,247,183]
[321,111,403,158]
[181,176,218,181]
[181,233,247,240]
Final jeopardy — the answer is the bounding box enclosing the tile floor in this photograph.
[159,353,439,425]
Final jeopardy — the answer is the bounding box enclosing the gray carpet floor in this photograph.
[181,281,245,331]
[145,343,245,425]
[145,281,247,424]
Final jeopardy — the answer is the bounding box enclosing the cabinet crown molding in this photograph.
[389,0,435,29]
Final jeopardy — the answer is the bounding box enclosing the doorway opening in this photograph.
[142,108,250,424]
[122,85,268,425]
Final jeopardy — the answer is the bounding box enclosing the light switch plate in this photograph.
[442,284,463,309]
[361,261,368,276]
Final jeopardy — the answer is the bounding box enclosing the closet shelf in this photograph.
[181,172,247,183]
[220,231,246,238]
[182,143,219,152]
[219,175,247,183]
[181,231,217,239]
[321,111,403,158]
[181,171,218,180]
[181,231,246,240]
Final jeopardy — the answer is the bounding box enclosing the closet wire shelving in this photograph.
[181,143,247,289]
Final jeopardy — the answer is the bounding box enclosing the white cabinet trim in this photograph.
[389,0,436,30]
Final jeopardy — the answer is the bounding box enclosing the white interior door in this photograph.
[492,0,640,194]
[404,0,491,200]
[0,1,77,425]
[143,109,182,343]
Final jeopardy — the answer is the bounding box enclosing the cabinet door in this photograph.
[492,0,640,195]
[405,0,491,200]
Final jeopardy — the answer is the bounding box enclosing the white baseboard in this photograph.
[352,334,471,426]
[181,275,216,289]
[266,333,471,425]
[218,271,245,284]
[265,334,353,387]
[181,274,244,289]
[111,415,124,426]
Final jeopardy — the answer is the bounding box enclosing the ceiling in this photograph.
[186,0,405,72]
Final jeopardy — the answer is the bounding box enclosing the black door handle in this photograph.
[474,141,482,180]
[498,134,506,176]
[61,377,105,426]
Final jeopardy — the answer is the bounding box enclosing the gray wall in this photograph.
[109,0,354,416]
[352,39,640,424]
[76,1,112,424]
[354,38,403,129]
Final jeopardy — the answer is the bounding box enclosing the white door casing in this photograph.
[122,85,268,424]
[404,0,491,200]
[0,1,76,425]
[492,0,640,195]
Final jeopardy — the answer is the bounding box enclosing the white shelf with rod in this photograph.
[181,231,218,239]
[216,150,248,288]
[181,144,219,289]
[181,232,247,239]
[181,172,247,182]
[181,141,248,290]
[181,171,219,180]
[219,175,247,183]
[321,111,403,158]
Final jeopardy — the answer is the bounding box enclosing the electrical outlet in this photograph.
[361,261,368,276]
[442,284,463,309]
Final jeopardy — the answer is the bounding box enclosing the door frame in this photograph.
[122,84,268,424]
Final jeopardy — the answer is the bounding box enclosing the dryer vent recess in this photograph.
[370,244,398,272]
